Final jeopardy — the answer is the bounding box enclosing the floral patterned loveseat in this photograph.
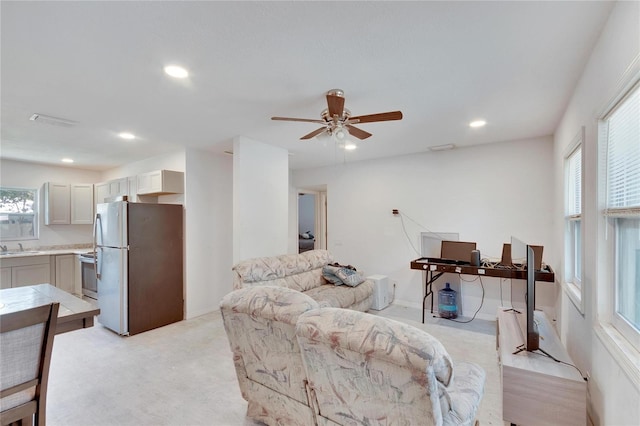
[231,249,374,312]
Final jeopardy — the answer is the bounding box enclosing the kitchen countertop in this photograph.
[0,246,93,259]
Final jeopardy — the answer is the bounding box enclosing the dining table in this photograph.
[0,283,100,334]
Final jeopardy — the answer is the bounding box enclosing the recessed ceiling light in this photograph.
[469,120,487,128]
[118,132,135,140]
[61,158,74,163]
[164,65,189,79]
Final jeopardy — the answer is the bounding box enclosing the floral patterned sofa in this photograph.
[232,249,374,312]
[220,286,319,426]
[221,286,486,426]
[295,307,487,426]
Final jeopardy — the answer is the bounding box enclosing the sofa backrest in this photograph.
[295,307,455,426]
[220,286,320,407]
[232,249,333,292]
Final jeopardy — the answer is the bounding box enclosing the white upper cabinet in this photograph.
[95,177,128,205]
[70,184,94,224]
[136,170,183,195]
[44,182,94,225]
[44,182,71,224]
[94,182,110,206]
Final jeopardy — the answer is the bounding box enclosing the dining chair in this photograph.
[1,302,59,426]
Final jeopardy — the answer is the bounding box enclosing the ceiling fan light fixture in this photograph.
[344,141,357,150]
[332,126,349,142]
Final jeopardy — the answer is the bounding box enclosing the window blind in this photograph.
[605,84,640,216]
[566,145,582,217]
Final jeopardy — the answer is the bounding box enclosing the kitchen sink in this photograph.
[0,250,42,256]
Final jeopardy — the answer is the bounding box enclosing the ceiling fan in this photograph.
[271,89,403,141]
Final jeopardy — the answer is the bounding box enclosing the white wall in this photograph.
[553,1,640,425]
[292,136,555,320]
[184,148,233,319]
[0,159,101,248]
[233,136,288,262]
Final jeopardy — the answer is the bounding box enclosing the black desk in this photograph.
[410,257,555,323]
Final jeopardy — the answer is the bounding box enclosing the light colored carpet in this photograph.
[47,305,503,426]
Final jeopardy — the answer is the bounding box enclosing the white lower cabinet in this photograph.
[11,259,51,287]
[1,267,11,289]
[0,254,79,293]
[53,254,76,294]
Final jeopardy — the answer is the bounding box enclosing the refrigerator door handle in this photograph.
[94,213,101,280]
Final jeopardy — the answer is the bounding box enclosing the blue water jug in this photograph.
[438,283,458,319]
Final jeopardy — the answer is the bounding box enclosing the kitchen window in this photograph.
[0,187,39,241]
[600,80,640,352]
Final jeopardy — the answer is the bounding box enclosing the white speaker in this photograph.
[368,274,390,310]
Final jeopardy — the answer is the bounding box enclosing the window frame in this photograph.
[563,128,584,313]
[599,74,640,355]
[0,186,39,241]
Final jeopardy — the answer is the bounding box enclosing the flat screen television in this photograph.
[511,237,539,352]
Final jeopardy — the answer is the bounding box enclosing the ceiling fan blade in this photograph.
[326,93,345,119]
[301,127,327,140]
[345,124,372,140]
[349,111,403,124]
[272,116,326,124]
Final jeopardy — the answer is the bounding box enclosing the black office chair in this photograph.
[0,302,59,426]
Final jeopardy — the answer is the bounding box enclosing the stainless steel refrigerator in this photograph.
[94,200,183,336]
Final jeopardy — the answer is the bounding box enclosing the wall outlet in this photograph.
[392,209,399,215]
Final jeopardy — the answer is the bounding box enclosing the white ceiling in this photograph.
[1,1,614,171]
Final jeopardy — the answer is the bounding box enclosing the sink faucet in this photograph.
[0,245,7,252]
[18,243,23,252]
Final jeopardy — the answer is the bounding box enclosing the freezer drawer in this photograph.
[97,246,128,335]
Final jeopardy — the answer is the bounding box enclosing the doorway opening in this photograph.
[297,187,327,253]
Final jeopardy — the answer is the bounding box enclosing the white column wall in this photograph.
[292,136,554,320]
[184,148,232,319]
[553,1,640,425]
[233,136,288,263]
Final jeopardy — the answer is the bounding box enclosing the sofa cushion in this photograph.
[304,281,374,310]
[233,250,333,291]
